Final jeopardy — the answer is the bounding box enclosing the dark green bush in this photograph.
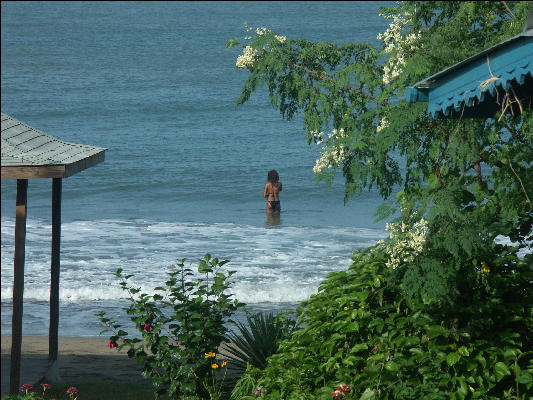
[232,247,533,399]
[97,255,245,400]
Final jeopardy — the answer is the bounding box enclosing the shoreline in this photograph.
[1,335,129,354]
[1,335,149,396]
[1,335,238,396]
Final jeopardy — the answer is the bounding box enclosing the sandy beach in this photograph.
[1,335,239,396]
[1,336,148,396]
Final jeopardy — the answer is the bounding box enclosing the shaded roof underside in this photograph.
[1,113,106,179]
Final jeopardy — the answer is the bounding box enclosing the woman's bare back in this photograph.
[264,181,282,211]
[264,182,282,201]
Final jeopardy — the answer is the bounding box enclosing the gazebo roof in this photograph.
[1,112,106,179]
[405,26,533,118]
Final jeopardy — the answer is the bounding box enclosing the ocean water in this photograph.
[1,1,393,337]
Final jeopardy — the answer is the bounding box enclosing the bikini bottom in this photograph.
[268,201,280,210]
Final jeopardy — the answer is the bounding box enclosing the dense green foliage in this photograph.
[234,248,532,399]
[227,2,533,398]
[97,255,244,400]
[228,1,532,305]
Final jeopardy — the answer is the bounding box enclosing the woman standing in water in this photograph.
[264,170,282,213]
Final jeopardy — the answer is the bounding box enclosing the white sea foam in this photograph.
[3,219,529,312]
[2,216,388,335]
[1,217,387,306]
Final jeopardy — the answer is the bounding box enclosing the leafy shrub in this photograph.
[232,247,533,399]
[97,255,244,399]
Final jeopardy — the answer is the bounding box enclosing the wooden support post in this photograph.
[10,179,28,395]
[49,178,62,361]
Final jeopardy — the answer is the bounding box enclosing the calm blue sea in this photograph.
[1,1,393,336]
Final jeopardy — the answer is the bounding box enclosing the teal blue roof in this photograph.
[406,30,533,118]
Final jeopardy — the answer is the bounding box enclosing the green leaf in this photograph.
[516,372,532,384]
[458,346,469,357]
[447,352,461,367]
[494,361,511,381]
[409,347,424,356]
[198,260,212,274]
[475,355,486,369]
[350,343,368,353]
[428,325,448,339]
[385,361,399,372]
[456,377,468,400]
[225,38,240,48]
[359,388,377,400]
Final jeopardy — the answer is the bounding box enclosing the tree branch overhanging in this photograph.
[507,159,532,208]
[292,63,388,107]
[435,163,445,188]
[501,1,516,19]
[475,161,483,185]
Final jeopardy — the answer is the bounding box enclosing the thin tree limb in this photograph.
[501,1,516,19]
[459,164,475,182]
[435,163,445,188]
[293,63,388,106]
[475,161,483,185]
[508,159,532,208]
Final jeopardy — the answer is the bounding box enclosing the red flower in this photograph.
[332,384,350,398]
[20,383,33,393]
[143,323,153,332]
[108,340,118,349]
[335,384,350,392]
[66,386,79,397]
[41,383,52,393]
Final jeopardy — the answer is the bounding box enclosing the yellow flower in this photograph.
[221,361,228,367]
[204,352,216,359]
[481,261,490,277]
[211,363,219,369]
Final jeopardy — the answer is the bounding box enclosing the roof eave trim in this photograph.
[1,150,105,179]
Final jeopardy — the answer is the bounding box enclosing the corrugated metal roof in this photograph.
[412,30,532,88]
[405,29,533,118]
[1,112,106,178]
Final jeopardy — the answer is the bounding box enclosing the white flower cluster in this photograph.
[275,35,287,44]
[311,128,351,173]
[309,130,325,145]
[235,24,286,69]
[377,11,421,85]
[376,118,389,133]
[236,46,259,69]
[255,27,287,43]
[255,27,270,35]
[377,217,428,269]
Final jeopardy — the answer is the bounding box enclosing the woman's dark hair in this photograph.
[267,170,279,183]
